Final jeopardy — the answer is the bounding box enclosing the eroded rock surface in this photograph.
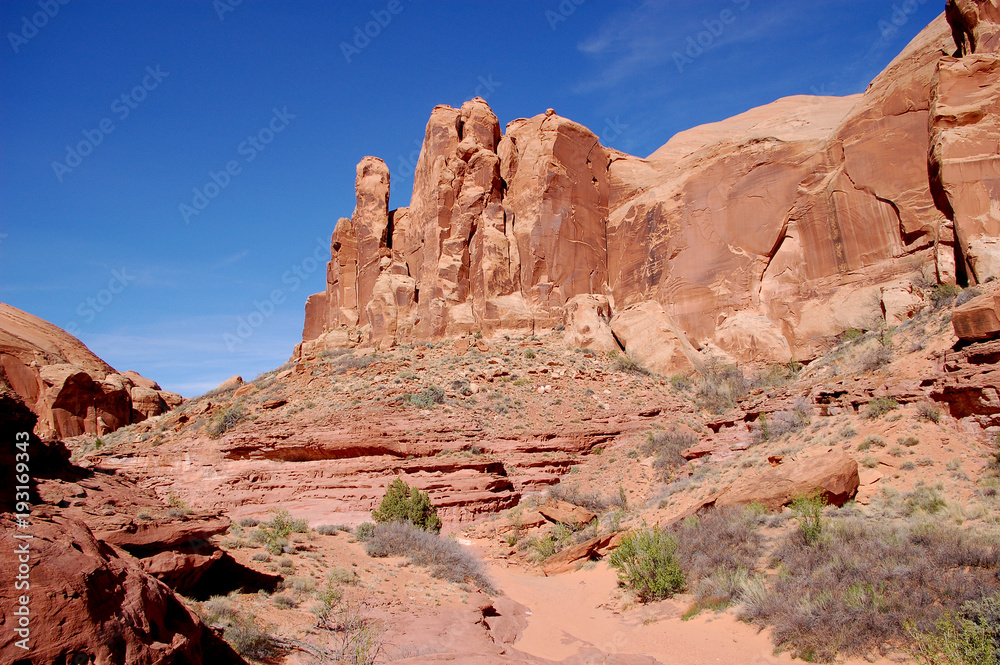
[300,14,989,374]
[0,303,181,438]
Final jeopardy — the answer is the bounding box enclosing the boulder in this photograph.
[123,370,161,391]
[215,375,244,392]
[538,499,596,528]
[715,448,860,509]
[0,303,177,438]
[563,294,619,353]
[542,532,623,576]
[954,292,1000,340]
[130,386,167,421]
[610,301,700,375]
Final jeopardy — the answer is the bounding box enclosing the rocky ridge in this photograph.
[300,8,999,377]
[0,303,182,439]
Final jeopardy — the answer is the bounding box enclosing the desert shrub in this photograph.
[371,478,442,533]
[790,493,826,545]
[405,386,445,408]
[858,435,886,451]
[250,552,270,562]
[289,577,316,593]
[199,597,277,661]
[332,354,375,373]
[364,521,495,592]
[547,484,626,512]
[524,348,536,359]
[691,567,759,614]
[316,524,352,536]
[863,397,898,420]
[858,345,894,372]
[238,517,261,528]
[917,402,942,424]
[743,518,1000,661]
[670,374,694,392]
[955,287,982,308]
[525,524,573,562]
[904,485,947,516]
[354,522,376,542]
[315,581,385,665]
[674,506,765,580]
[642,429,696,479]
[960,592,1000,662]
[906,613,997,665]
[614,356,650,375]
[758,401,811,442]
[273,594,297,609]
[931,283,962,309]
[609,527,686,602]
[207,403,246,438]
[695,364,750,414]
[253,508,309,555]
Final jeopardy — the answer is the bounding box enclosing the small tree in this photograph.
[371,478,442,533]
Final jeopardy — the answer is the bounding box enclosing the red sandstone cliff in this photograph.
[299,10,998,376]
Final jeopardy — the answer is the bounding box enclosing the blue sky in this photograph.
[0,0,944,396]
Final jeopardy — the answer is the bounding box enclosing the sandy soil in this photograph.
[489,561,901,665]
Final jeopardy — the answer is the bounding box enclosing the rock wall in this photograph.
[932,2,1000,285]
[0,303,181,439]
[301,11,997,373]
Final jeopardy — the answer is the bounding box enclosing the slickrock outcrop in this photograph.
[715,448,860,509]
[301,13,992,374]
[0,303,181,438]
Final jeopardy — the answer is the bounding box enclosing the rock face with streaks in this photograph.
[301,12,996,375]
[931,3,1000,285]
[0,303,182,439]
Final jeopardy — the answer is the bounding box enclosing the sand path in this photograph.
[489,561,900,665]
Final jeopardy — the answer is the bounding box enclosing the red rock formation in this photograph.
[930,4,1000,285]
[299,15,992,373]
[954,291,1000,340]
[0,511,246,665]
[0,303,181,438]
[715,448,860,509]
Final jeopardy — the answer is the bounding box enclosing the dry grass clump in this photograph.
[694,364,750,414]
[548,484,628,512]
[198,595,279,661]
[364,521,495,593]
[642,429,696,479]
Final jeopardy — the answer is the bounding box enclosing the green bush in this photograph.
[961,592,1000,662]
[371,478,442,533]
[354,522,376,541]
[791,494,826,545]
[253,508,309,555]
[906,613,997,665]
[863,397,898,420]
[405,386,445,408]
[609,527,686,602]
